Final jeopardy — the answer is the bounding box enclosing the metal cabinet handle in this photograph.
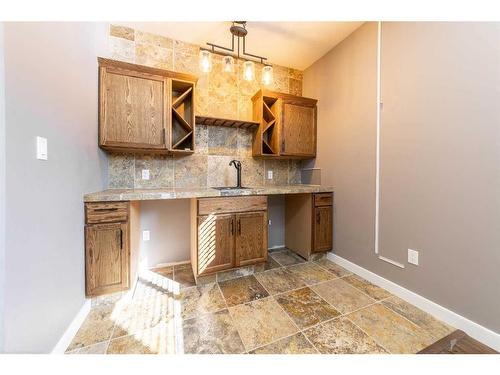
[230,219,234,236]
[238,219,241,235]
[120,228,123,249]
[316,211,320,224]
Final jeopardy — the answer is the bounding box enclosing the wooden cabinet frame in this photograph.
[252,89,317,159]
[98,58,197,154]
[84,200,140,297]
[235,211,268,267]
[85,222,129,296]
[196,213,235,275]
[285,193,333,260]
[191,197,268,277]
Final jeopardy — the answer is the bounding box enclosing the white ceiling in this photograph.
[116,22,364,70]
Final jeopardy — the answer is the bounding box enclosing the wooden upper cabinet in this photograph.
[252,89,317,159]
[235,211,268,266]
[99,64,168,150]
[98,58,197,154]
[281,102,316,157]
[197,214,235,275]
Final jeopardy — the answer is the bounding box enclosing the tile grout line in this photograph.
[327,259,445,342]
[343,315,392,354]
[105,323,117,354]
[255,287,303,352]
[374,297,442,343]
[311,274,380,305]
[297,327,322,354]
[340,296,431,354]
[333,271,393,303]
[215,281,248,354]
[225,272,303,353]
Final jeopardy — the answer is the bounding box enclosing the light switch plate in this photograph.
[267,170,273,180]
[408,249,419,266]
[142,169,150,180]
[142,230,150,241]
[36,136,48,160]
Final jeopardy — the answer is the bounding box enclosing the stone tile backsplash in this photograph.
[106,25,304,189]
[108,126,302,189]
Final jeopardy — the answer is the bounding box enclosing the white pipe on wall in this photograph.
[374,21,405,269]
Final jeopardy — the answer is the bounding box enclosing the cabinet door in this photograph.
[197,214,235,275]
[313,206,333,252]
[85,223,129,297]
[235,211,268,266]
[99,66,168,149]
[281,102,316,157]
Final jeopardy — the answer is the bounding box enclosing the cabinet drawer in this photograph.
[198,196,267,216]
[85,202,129,224]
[314,193,333,207]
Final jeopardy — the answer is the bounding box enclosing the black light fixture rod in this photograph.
[242,37,267,62]
[200,47,267,65]
[206,42,234,53]
[202,21,269,66]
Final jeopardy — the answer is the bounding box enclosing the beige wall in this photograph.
[304,22,500,333]
[3,23,108,352]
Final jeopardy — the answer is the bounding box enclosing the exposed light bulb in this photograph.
[199,50,212,73]
[262,65,273,86]
[243,61,255,81]
[223,56,234,73]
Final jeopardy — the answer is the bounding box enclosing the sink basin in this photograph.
[212,186,250,190]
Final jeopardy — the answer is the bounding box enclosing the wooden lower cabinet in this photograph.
[285,192,333,260]
[235,211,268,266]
[197,214,235,275]
[191,196,268,277]
[314,206,333,252]
[85,222,129,296]
[84,201,139,297]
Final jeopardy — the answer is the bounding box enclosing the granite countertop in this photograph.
[84,184,334,202]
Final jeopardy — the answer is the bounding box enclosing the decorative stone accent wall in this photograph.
[107,24,304,189]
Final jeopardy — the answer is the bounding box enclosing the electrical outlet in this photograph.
[267,170,273,180]
[142,169,150,180]
[36,136,48,160]
[268,219,272,225]
[142,230,150,241]
[408,249,419,266]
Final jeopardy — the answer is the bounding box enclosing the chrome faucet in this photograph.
[229,160,242,188]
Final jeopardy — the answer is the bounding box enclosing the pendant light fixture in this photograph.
[262,65,273,86]
[222,55,234,73]
[243,61,255,81]
[199,50,212,73]
[200,21,273,84]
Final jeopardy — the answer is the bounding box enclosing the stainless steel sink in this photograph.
[212,186,250,190]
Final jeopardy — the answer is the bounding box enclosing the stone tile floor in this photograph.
[66,249,455,354]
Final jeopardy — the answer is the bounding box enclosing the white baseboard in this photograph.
[51,299,91,354]
[268,244,285,250]
[154,260,190,268]
[327,252,500,352]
